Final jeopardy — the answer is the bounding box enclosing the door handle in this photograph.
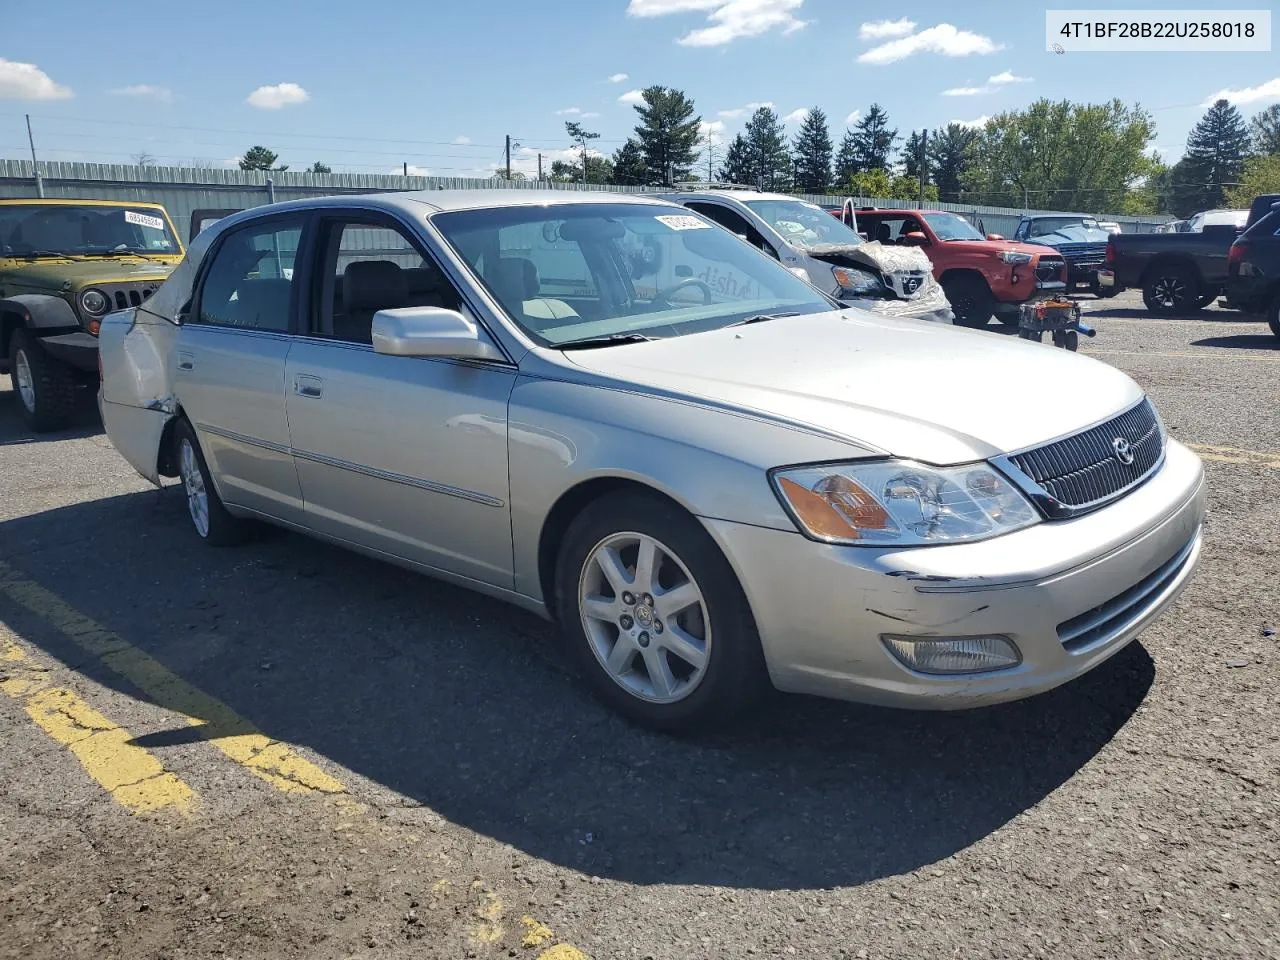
[294,375,324,399]
[177,351,195,371]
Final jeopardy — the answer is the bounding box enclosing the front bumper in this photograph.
[703,438,1205,709]
[37,330,99,372]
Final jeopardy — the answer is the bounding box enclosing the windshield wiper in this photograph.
[11,249,91,261]
[727,311,801,327]
[83,249,168,263]
[556,332,656,350]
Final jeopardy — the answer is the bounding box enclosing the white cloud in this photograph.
[581,112,601,119]
[699,119,727,141]
[556,106,583,115]
[608,72,629,83]
[952,115,991,129]
[246,82,309,110]
[0,59,72,100]
[618,88,646,105]
[943,86,987,96]
[858,18,915,40]
[719,100,775,118]
[1203,77,1280,106]
[108,84,172,103]
[782,107,809,126]
[858,24,1002,65]
[988,70,1031,85]
[845,110,861,125]
[628,0,807,47]
[453,135,472,144]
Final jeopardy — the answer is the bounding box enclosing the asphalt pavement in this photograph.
[1,290,1277,959]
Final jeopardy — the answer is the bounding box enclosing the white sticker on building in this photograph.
[655,214,712,231]
[124,210,166,231]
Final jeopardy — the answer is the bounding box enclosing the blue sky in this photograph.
[2,1,1277,178]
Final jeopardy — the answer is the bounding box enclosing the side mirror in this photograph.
[901,231,929,247]
[371,307,505,362]
[986,233,1005,241]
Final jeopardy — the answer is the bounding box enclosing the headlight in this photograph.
[999,251,1033,265]
[80,288,109,315]
[771,460,1040,546]
[831,265,882,295]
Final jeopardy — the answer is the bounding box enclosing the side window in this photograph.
[684,203,774,256]
[195,220,301,331]
[868,217,907,244]
[313,219,461,344]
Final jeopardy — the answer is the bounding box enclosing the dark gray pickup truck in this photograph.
[1099,224,1242,315]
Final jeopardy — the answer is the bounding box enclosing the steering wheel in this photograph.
[651,277,714,306]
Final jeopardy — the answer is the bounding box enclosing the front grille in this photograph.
[1005,399,1163,515]
[1057,534,1198,653]
[1035,258,1065,283]
[100,281,162,312]
[1054,242,1108,265]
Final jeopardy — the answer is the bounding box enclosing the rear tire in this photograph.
[554,490,767,733]
[1142,264,1199,316]
[1268,294,1280,341]
[173,418,250,546]
[943,275,996,328]
[8,329,76,432]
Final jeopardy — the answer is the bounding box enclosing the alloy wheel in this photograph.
[1151,276,1185,309]
[13,349,35,414]
[578,532,711,704]
[179,438,211,538]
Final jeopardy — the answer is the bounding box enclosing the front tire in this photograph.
[943,275,995,328]
[1268,294,1280,341]
[8,329,76,432]
[554,490,766,732]
[173,419,250,546]
[1142,264,1199,316]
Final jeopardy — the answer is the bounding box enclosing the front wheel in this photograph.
[1268,294,1280,341]
[1142,265,1199,316]
[555,491,766,732]
[943,275,995,328]
[173,419,250,546]
[8,329,77,432]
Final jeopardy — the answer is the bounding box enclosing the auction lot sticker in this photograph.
[125,210,166,231]
[1047,9,1271,51]
[655,215,712,231]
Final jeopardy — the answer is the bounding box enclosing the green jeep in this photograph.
[0,199,184,430]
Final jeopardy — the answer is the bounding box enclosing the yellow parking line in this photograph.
[538,946,592,959]
[0,561,345,797]
[1188,443,1280,470]
[1,623,196,815]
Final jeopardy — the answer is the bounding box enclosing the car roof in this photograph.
[663,190,804,204]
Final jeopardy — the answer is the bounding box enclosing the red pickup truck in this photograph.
[834,204,1068,327]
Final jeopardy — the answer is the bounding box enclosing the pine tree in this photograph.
[834,129,858,187]
[631,86,702,185]
[742,106,791,190]
[1176,99,1251,213]
[610,139,648,185]
[928,124,978,202]
[719,133,754,185]
[791,107,832,194]
[849,104,898,173]
[1250,104,1280,156]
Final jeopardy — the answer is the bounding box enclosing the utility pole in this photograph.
[537,153,543,181]
[403,161,408,176]
[917,128,927,208]
[505,135,512,180]
[25,114,44,198]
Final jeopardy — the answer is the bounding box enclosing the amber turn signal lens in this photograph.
[777,475,892,541]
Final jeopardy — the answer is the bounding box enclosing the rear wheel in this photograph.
[1142,264,1199,316]
[555,490,766,732]
[174,419,250,546]
[1268,294,1280,341]
[8,329,76,432]
[943,275,995,328]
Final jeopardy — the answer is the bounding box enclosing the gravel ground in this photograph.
[1,291,1277,960]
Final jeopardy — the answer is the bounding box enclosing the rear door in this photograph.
[174,214,307,523]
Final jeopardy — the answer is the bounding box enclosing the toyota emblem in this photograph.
[1112,437,1135,465]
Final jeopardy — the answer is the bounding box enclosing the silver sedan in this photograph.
[99,191,1204,731]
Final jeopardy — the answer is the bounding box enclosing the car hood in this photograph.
[560,309,1142,464]
[0,257,178,290]
[805,240,932,275]
[1026,227,1112,246]
[941,239,1063,259]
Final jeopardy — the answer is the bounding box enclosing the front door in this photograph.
[175,215,305,523]
[283,214,516,588]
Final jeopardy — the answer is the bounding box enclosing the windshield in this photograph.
[744,199,864,249]
[1026,216,1100,238]
[433,203,835,347]
[0,204,180,258]
[922,212,985,241]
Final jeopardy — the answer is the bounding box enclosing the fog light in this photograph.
[881,635,1021,675]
